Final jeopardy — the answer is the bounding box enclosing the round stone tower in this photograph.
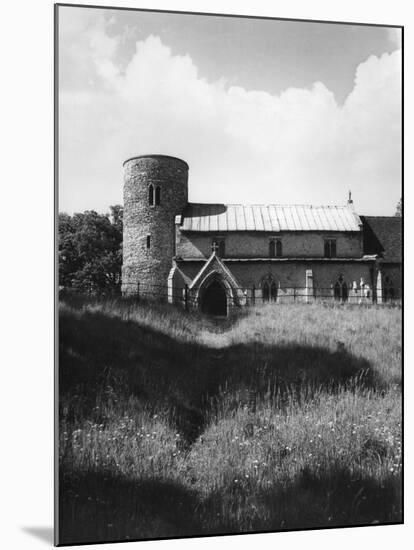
[121,155,189,297]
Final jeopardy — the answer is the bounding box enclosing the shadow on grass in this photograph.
[58,470,202,545]
[58,466,402,545]
[59,305,382,443]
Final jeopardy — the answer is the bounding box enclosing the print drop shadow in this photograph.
[58,465,401,545]
[21,526,54,544]
[59,306,384,444]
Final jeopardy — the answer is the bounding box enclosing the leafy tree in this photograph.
[59,206,123,294]
[395,198,402,217]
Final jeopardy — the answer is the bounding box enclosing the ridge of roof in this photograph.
[187,202,353,209]
[361,215,402,220]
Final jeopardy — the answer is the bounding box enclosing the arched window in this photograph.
[262,282,270,302]
[155,186,161,205]
[270,282,278,302]
[334,275,348,302]
[148,184,154,206]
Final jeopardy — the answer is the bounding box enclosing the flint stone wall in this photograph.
[122,155,188,296]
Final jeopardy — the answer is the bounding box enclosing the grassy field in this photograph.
[58,297,402,544]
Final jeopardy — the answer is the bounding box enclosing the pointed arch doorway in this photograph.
[201,279,227,316]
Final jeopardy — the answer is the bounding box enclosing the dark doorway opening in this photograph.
[201,280,227,316]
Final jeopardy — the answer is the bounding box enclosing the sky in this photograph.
[58,6,402,216]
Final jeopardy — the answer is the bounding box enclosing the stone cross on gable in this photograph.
[211,241,220,254]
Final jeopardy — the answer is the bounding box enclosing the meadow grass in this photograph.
[58,297,402,544]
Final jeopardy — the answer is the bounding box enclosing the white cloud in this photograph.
[59,16,401,216]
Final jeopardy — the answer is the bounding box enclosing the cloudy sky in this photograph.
[58,6,402,215]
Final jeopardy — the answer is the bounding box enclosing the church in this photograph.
[121,155,402,315]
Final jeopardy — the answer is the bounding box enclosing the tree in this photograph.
[395,198,402,217]
[58,206,123,294]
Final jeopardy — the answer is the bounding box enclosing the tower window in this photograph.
[146,235,151,249]
[149,184,154,206]
[155,186,161,205]
[324,239,337,258]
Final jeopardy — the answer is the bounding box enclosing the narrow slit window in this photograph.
[146,235,151,249]
[148,185,154,206]
[155,186,161,205]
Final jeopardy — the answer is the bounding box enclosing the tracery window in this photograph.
[262,282,270,302]
[334,274,348,302]
[262,278,278,303]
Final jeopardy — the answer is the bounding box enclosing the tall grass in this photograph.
[58,297,402,544]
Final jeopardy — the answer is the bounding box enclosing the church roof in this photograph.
[360,216,402,263]
[180,203,361,232]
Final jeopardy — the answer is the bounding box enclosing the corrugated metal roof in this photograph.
[181,204,362,232]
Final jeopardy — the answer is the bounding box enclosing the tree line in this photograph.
[59,205,123,294]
